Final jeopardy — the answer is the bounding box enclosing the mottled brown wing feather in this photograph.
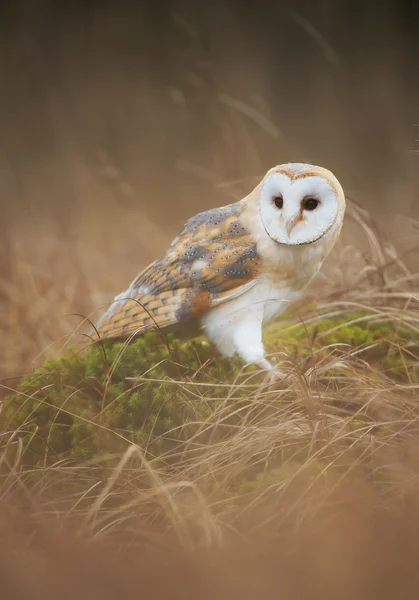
[95,202,261,339]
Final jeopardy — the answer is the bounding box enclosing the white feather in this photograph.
[201,276,301,364]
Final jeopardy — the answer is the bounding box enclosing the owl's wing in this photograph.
[95,202,261,339]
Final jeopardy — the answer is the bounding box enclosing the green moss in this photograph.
[2,311,418,471]
[267,311,419,380]
[1,333,247,468]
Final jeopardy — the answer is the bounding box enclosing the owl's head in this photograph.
[258,163,345,246]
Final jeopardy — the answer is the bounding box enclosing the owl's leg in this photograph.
[202,311,287,383]
[231,319,287,383]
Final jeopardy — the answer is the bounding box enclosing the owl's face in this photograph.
[259,163,345,246]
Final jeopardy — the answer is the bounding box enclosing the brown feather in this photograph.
[95,201,262,340]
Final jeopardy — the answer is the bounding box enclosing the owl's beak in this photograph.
[286,216,299,237]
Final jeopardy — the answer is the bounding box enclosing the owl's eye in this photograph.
[273,196,283,209]
[303,197,319,211]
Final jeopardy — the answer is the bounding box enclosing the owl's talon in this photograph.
[268,367,295,385]
[255,359,288,385]
[268,369,283,385]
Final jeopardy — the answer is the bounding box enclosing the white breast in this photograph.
[200,276,302,358]
[211,276,301,325]
[200,233,328,361]
[258,278,302,323]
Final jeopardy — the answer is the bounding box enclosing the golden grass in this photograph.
[1,199,419,549]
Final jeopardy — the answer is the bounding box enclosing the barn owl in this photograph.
[95,163,346,382]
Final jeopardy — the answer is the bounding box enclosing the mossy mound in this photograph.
[2,312,418,470]
[1,333,244,467]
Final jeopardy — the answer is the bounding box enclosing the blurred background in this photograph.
[1,0,419,378]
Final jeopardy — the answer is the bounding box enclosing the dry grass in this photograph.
[2,180,419,596]
[1,203,419,587]
[1,201,419,541]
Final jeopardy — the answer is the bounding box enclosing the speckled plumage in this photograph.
[95,162,346,380]
[95,202,261,339]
